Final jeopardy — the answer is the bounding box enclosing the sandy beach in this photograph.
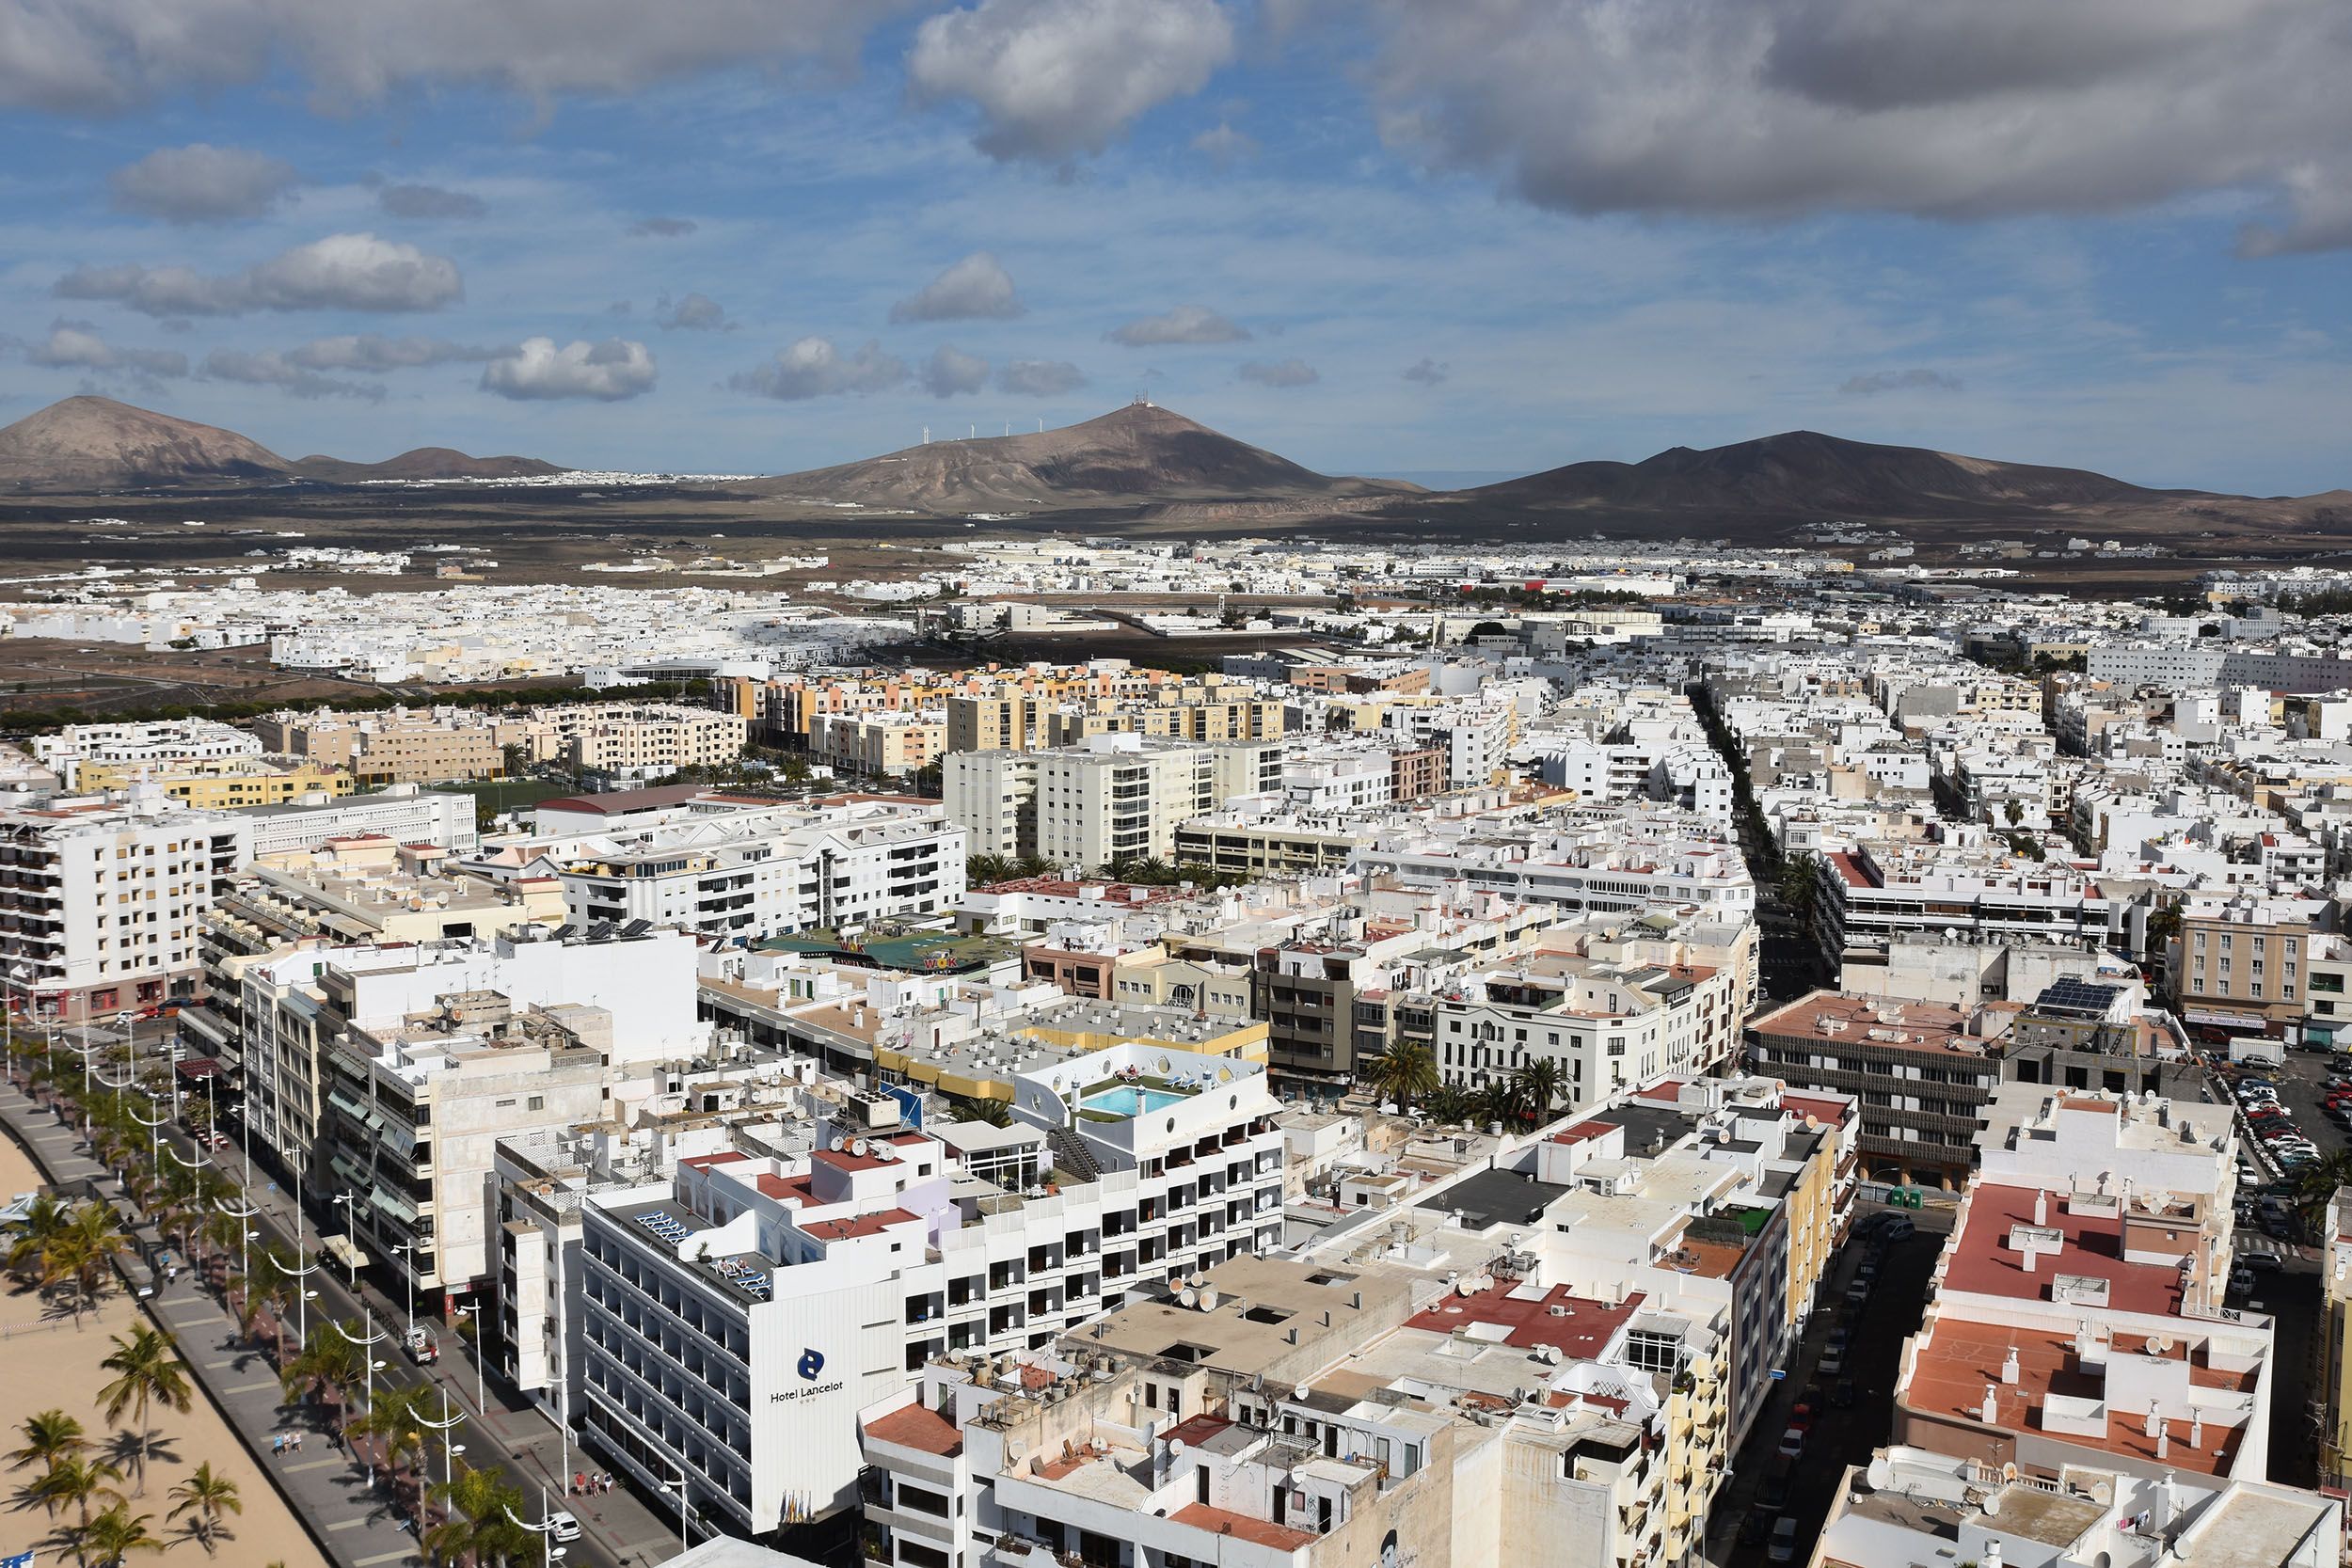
[0,1122,329,1567]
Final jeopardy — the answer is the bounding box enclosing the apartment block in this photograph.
[810,711,947,779]
[1431,950,1746,1103]
[0,793,247,1017]
[30,718,263,789]
[1745,991,2007,1189]
[2169,894,2317,1035]
[578,1045,1285,1543]
[257,705,522,784]
[76,753,355,809]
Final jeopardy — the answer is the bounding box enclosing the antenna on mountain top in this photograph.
[1133,389,1153,409]
[922,426,930,445]
[1037,419,1044,433]
[968,423,976,439]
[1004,422,1010,437]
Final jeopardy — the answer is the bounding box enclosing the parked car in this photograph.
[1740,1510,1773,1547]
[1833,1379,1857,1408]
[1777,1427,1805,1460]
[1769,1518,1804,1565]
[1820,1346,1846,1377]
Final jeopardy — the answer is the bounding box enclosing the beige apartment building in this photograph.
[808,711,946,779]
[77,754,355,809]
[257,705,527,784]
[540,703,748,781]
[2170,893,2318,1035]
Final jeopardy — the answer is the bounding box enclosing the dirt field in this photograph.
[0,1131,328,1566]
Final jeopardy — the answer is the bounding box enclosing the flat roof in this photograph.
[1943,1183,2183,1315]
[1419,1168,1569,1230]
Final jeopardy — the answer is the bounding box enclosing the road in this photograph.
[2,1030,690,1568]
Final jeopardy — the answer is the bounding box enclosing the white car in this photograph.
[548,1512,581,1543]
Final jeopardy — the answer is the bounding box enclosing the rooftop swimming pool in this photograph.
[1081,1085,1186,1118]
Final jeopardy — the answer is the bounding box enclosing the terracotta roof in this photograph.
[1942,1184,2183,1316]
[864,1402,963,1459]
[1168,1504,1318,1551]
[1406,1282,1645,1361]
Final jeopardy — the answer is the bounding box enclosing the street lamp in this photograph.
[502,1489,570,1568]
[454,1302,486,1418]
[330,1195,362,1286]
[415,1386,467,1500]
[215,1190,262,1300]
[663,1461,693,1561]
[327,1310,389,1420]
[389,1240,420,1345]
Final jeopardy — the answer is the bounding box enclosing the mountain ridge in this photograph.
[0,395,566,490]
[750,402,1419,514]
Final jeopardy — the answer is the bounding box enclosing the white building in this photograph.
[31,718,263,789]
[0,791,247,1017]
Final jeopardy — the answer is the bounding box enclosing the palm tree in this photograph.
[427,1462,534,1567]
[72,1498,166,1566]
[2290,1150,2352,1241]
[1473,1079,1522,1130]
[8,1408,89,1476]
[18,1202,132,1323]
[352,1384,433,1487]
[1512,1059,1570,1125]
[1422,1085,1472,1125]
[5,1192,75,1283]
[30,1452,123,1529]
[280,1323,367,1432]
[167,1462,243,1554]
[96,1323,193,1493]
[1360,1041,1439,1116]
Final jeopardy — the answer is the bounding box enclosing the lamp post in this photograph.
[502,1489,569,1568]
[127,1094,169,1189]
[215,1192,262,1304]
[327,1310,389,1419]
[330,1194,362,1287]
[664,1460,693,1561]
[417,1385,466,1488]
[454,1302,486,1418]
[389,1239,420,1346]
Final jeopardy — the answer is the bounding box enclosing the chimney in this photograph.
[1979,1386,1998,1424]
[1983,1545,2002,1568]
[2189,1411,2203,1450]
[2156,1425,2169,1461]
[2033,1190,2047,1227]
[2000,1347,2019,1386]
[2144,1401,2161,1439]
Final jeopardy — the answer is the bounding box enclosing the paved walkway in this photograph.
[3,1074,692,1568]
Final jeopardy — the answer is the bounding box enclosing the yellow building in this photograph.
[78,754,356,808]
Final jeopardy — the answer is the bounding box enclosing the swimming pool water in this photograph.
[1082,1085,1184,1117]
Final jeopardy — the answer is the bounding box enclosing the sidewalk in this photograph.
[2,1080,425,1568]
[214,1117,685,1567]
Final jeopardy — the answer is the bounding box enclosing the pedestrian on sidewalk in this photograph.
[574,1471,584,1496]
[291,1430,303,1453]
[273,1434,284,1458]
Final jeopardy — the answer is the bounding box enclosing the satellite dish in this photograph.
[1169,1438,1186,1456]
[1180,1289,1198,1307]
[851,1138,869,1156]
[1865,1457,1893,1491]
[829,1136,845,1152]
[1293,1385,1309,1401]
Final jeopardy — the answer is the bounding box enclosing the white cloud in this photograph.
[1840,367,1963,394]
[1237,356,1317,388]
[375,182,488,220]
[1107,304,1249,346]
[655,292,731,331]
[1358,0,2352,251]
[728,337,909,400]
[0,0,906,114]
[202,347,383,400]
[922,344,992,398]
[909,0,1236,161]
[480,337,658,402]
[999,358,1088,395]
[891,252,1025,323]
[22,320,187,377]
[56,232,463,316]
[286,334,496,371]
[108,143,298,223]
[1191,121,1256,169]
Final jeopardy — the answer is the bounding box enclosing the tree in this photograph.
[30,1452,123,1528]
[426,1462,534,1568]
[2292,1151,2352,1242]
[1512,1059,1569,1125]
[350,1384,434,1487]
[5,1193,74,1283]
[1473,1079,1523,1129]
[2001,799,2026,827]
[96,1323,192,1493]
[279,1323,367,1433]
[1775,851,1825,924]
[72,1498,166,1567]
[40,1203,134,1323]
[1360,1041,1439,1117]
[7,1409,88,1477]
[167,1462,243,1554]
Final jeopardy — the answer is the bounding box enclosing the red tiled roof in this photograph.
[1551,1120,1621,1145]
[1781,1092,1851,1127]
[1164,1414,1234,1447]
[1406,1282,1645,1361]
[1942,1184,2182,1316]
[865,1402,963,1459]
[1169,1504,1318,1551]
[803,1207,918,1242]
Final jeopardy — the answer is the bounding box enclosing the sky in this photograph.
[1,0,2348,493]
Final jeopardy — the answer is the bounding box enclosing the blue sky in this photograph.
[2,0,2348,493]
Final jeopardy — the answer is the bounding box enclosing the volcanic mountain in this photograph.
[753,402,1416,513]
[0,395,293,490]
[1469,430,2239,524]
[0,395,564,491]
